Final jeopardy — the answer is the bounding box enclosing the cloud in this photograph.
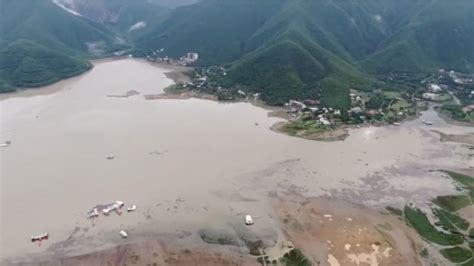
[52,0,82,16]
[129,21,147,32]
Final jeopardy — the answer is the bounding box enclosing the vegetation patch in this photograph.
[433,171,474,212]
[442,171,474,191]
[404,206,463,246]
[439,105,473,123]
[279,249,311,266]
[439,247,472,263]
[433,195,471,212]
[420,248,429,258]
[281,120,326,136]
[398,172,474,263]
[433,208,470,231]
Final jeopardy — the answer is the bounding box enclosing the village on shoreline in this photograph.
[141,51,474,141]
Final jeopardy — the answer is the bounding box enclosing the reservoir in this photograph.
[0,59,471,261]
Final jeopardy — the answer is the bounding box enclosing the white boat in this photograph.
[119,230,128,238]
[245,215,253,225]
[393,122,401,126]
[31,232,49,243]
[127,205,136,212]
[1,141,11,147]
[102,201,125,215]
[423,121,433,125]
[87,208,99,218]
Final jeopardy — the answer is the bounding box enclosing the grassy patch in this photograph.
[383,91,402,98]
[442,171,474,190]
[433,208,470,231]
[439,247,472,263]
[404,206,463,246]
[461,258,474,266]
[280,249,311,266]
[164,84,186,94]
[420,248,429,258]
[433,195,471,212]
[434,171,474,212]
[281,120,326,136]
[435,93,452,102]
[439,105,472,123]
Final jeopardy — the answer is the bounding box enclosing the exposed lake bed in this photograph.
[1,59,473,265]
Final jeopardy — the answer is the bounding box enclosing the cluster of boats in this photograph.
[87,201,136,218]
[33,201,253,245]
[32,201,137,245]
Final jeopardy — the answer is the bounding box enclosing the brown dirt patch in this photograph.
[272,194,423,266]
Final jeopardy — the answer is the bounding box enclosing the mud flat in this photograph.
[272,194,424,266]
[1,58,473,265]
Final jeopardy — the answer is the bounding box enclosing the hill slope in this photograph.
[363,0,474,74]
[52,0,171,36]
[0,0,123,91]
[137,0,431,107]
[134,0,473,107]
[137,0,286,65]
[2,0,473,106]
[0,40,91,90]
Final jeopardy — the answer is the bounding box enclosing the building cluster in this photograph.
[426,69,474,105]
[285,99,341,126]
[144,48,199,66]
[179,53,199,64]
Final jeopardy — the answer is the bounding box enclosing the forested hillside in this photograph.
[2,0,473,108]
[0,0,121,91]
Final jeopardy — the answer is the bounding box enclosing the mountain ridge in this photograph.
[1,0,473,108]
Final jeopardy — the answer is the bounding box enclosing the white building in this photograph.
[186,52,199,61]
[429,84,442,92]
[422,92,437,100]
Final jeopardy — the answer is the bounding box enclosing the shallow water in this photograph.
[0,59,471,261]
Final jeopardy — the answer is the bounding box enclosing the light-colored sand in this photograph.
[273,194,423,266]
[0,59,472,263]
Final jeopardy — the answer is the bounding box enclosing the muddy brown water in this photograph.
[0,59,472,262]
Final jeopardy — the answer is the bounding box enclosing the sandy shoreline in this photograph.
[1,58,473,265]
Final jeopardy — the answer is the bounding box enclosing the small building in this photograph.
[187,52,199,61]
[429,84,442,92]
[319,117,331,126]
[302,99,319,106]
[422,92,438,100]
[288,100,306,111]
[350,107,363,114]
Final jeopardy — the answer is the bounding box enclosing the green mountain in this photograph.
[2,0,473,107]
[137,0,286,65]
[0,40,91,89]
[363,0,474,74]
[51,0,172,36]
[0,0,124,91]
[135,0,473,107]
